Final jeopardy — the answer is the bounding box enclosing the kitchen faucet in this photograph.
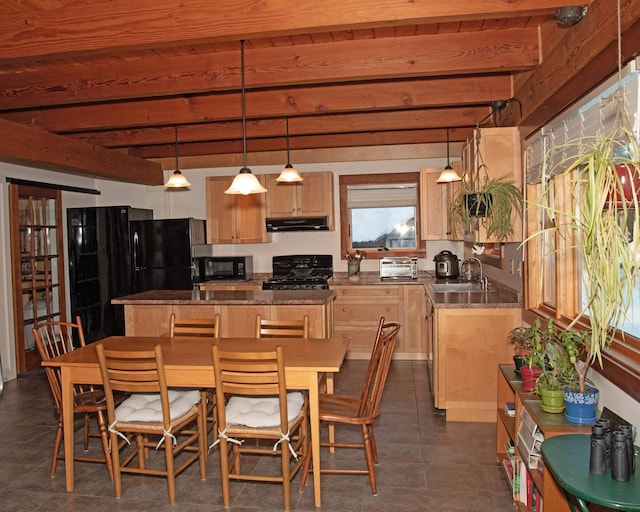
[461,257,488,290]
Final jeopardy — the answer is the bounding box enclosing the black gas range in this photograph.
[262,255,333,290]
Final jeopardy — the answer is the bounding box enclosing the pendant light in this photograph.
[276,117,303,182]
[225,40,267,195]
[436,128,462,183]
[164,126,191,188]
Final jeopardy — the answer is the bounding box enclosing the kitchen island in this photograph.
[112,289,335,338]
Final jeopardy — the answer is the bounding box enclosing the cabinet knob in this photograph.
[385,289,390,294]
[341,290,347,295]
[385,307,390,312]
[342,308,347,312]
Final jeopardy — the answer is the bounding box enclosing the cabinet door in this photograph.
[400,285,426,354]
[298,172,334,221]
[206,175,269,244]
[265,174,297,217]
[9,184,67,374]
[206,176,236,243]
[471,127,523,243]
[420,168,447,240]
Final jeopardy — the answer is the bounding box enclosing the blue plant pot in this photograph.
[563,385,599,424]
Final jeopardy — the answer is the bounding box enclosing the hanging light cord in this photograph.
[241,40,247,169]
[286,117,291,166]
[174,126,179,170]
[445,128,451,168]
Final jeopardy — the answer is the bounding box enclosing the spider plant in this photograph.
[528,97,640,393]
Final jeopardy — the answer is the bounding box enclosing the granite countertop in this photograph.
[112,289,335,305]
[330,271,522,309]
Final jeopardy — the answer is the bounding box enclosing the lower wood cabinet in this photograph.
[433,306,521,422]
[331,284,427,359]
[122,302,332,338]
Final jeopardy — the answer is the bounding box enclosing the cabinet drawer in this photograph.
[334,303,399,322]
[333,327,379,351]
[332,285,401,299]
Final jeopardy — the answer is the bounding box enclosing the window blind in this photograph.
[348,183,417,208]
[526,62,639,184]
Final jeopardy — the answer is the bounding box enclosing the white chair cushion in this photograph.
[225,392,304,428]
[115,390,201,423]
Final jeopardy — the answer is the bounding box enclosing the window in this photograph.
[339,173,424,260]
[524,64,640,398]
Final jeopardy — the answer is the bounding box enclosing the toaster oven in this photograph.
[379,257,418,280]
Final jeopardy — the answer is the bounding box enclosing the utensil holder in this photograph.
[348,261,360,280]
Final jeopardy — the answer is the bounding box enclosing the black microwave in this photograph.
[194,256,253,282]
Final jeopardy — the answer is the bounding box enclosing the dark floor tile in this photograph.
[0,361,518,511]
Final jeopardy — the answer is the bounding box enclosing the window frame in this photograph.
[339,172,425,260]
[525,177,640,402]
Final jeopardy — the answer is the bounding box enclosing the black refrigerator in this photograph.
[130,218,206,293]
[67,206,153,343]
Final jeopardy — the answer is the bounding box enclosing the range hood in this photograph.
[266,216,330,232]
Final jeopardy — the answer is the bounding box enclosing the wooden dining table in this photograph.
[42,335,349,508]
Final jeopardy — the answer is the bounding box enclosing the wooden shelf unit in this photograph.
[497,365,592,512]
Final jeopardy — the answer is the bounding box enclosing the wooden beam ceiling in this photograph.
[8,0,638,184]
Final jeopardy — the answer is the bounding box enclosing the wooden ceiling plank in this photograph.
[0,28,539,110]
[0,0,590,62]
[2,75,512,133]
[71,106,491,148]
[0,118,163,185]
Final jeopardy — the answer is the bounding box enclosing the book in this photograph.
[504,401,516,417]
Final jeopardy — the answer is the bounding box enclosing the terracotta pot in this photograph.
[520,365,542,392]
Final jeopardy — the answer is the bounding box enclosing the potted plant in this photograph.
[534,331,581,413]
[529,96,640,422]
[449,127,524,241]
[507,318,556,391]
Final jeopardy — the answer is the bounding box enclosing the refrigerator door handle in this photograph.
[133,231,140,270]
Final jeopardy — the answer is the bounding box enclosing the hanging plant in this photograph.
[527,94,640,393]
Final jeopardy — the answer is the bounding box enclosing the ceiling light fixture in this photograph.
[276,117,303,182]
[225,40,267,195]
[436,128,462,183]
[555,6,587,26]
[164,126,191,188]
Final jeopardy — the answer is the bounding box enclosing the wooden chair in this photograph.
[255,314,309,338]
[211,345,309,511]
[96,343,207,504]
[169,312,220,447]
[170,313,220,338]
[300,317,401,495]
[32,317,115,479]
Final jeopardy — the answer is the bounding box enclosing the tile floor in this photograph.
[0,359,515,511]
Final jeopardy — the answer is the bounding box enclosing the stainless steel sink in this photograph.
[431,282,486,292]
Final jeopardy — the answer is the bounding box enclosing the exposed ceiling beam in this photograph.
[0,0,588,62]
[2,75,512,133]
[0,118,163,185]
[72,106,491,149]
[0,29,537,110]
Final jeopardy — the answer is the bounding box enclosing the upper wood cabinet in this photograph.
[265,171,334,229]
[420,164,463,241]
[463,126,523,243]
[206,175,271,244]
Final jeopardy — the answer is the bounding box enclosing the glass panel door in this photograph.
[10,185,66,373]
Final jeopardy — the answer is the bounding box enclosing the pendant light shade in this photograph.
[225,41,267,195]
[165,126,191,188]
[276,117,303,183]
[437,128,462,183]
